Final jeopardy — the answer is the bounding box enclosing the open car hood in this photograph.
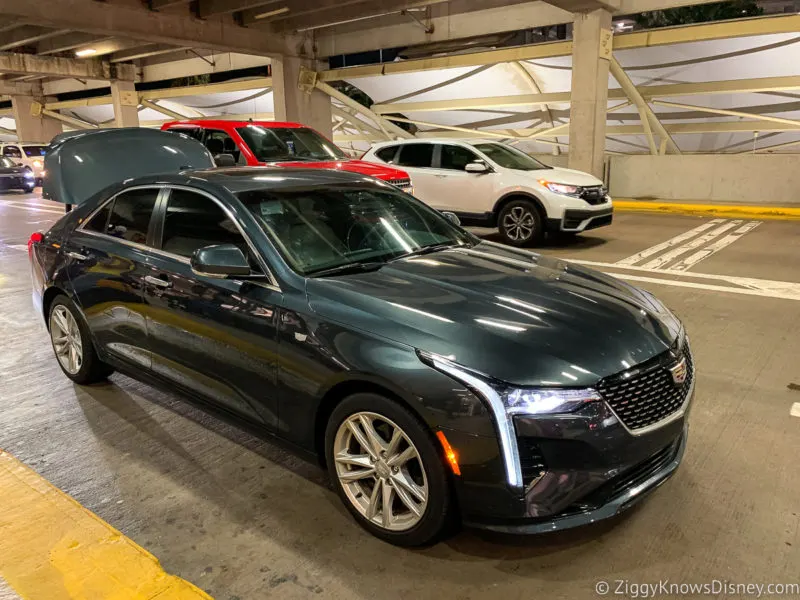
[43,128,214,205]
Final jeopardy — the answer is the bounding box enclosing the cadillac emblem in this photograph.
[668,357,688,386]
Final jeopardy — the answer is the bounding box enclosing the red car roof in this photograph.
[161,119,304,129]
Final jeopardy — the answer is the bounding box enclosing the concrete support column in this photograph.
[110,80,139,128]
[272,55,332,138]
[568,9,612,179]
[10,95,62,142]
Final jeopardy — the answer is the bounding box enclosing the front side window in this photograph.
[474,143,550,171]
[3,146,21,158]
[161,188,250,259]
[0,157,15,168]
[375,146,399,163]
[439,144,480,171]
[236,125,346,162]
[237,185,476,276]
[23,145,47,157]
[106,188,160,244]
[395,144,433,168]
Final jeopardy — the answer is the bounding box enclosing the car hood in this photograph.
[530,166,604,187]
[0,166,26,175]
[306,242,681,387]
[271,158,409,181]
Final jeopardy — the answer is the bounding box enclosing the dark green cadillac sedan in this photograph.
[31,129,693,546]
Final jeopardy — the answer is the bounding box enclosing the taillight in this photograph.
[28,231,44,255]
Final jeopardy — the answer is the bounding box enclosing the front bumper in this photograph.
[546,206,613,232]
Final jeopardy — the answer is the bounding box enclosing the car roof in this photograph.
[127,167,387,195]
[163,119,306,129]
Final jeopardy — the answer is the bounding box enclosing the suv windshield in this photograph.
[237,185,475,276]
[237,125,347,162]
[23,145,47,157]
[474,143,551,171]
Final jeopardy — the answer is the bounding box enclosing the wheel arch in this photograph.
[41,285,69,328]
[492,191,547,226]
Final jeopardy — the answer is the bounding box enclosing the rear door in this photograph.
[393,143,438,207]
[142,185,281,429]
[64,186,162,370]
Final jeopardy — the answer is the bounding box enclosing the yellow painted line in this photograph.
[0,450,212,600]
[614,199,800,220]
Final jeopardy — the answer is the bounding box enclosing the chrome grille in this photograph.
[597,345,694,431]
[579,185,608,205]
[387,177,411,189]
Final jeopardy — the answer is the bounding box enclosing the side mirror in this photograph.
[214,153,236,167]
[440,211,461,226]
[465,161,488,174]
[191,243,252,278]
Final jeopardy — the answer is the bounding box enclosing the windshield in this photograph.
[474,143,551,171]
[23,145,47,157]
[0,157,15,168]
[237,125,347,162]
[237,185,476,276]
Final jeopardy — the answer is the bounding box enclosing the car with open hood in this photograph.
[30,129,693,546]
[161,119,414,195]
[364,139,613,246]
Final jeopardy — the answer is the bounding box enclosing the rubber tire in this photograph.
[325,393,455,547]
[48,294,115,384]
[24,184,35,193]
[497,199,544,247]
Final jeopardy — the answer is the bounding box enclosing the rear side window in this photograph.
[106,188,160,244]
[3,146,21,158]
[375,146,399,163]
[84,203,113,234]
[395,144,433,168]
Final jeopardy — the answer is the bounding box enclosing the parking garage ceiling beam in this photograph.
[0,26,70,51]
[319,13,800,76]
[652,100,800,129]
[200,0,283,19]
[0,53,135,81]
[36,33,114,56]
[0,0,291,57]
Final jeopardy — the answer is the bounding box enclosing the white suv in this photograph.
[0,142,47,185]
[363,139,613,246]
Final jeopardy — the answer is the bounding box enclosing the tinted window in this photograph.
[375,146,398,163]
[396,144,433,168]
[0,157,15,168]
[84,203,112,234]
[166,127,203,141]
[474,143,550,171]
[107,188,159,244]
[440,144,479,171]
[161,189,249,259]
[3,146,21,158]
[23,145,47,157]
[236,125,346,162]
[203,129,245,165]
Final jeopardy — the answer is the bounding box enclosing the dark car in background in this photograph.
[0,156,36,192]
[30,129,694,546]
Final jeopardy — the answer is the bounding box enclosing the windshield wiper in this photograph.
[393,241,470,261]
[308,261,386,278]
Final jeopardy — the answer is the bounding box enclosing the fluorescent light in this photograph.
[75,48,97,57]
[253,6,289,19]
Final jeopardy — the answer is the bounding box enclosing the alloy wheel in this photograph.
[50,305,83,375]
[333,411,428,532]
[501,206,536,242]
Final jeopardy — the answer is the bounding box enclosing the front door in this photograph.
[64,187,162,370]
[393,143,439,208]
[427,144,498,215]
[143,186,281,429]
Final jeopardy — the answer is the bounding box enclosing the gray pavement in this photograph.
[1,193,798,599]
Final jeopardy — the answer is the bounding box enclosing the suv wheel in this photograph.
[498,199,543,247]
[325,393,454,546]
[48,295,114,384]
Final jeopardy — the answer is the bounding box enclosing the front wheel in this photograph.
[325,393,455,546]
[498,199,543,247]
[48,295,114,384]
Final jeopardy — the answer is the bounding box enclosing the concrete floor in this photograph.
[1,193,799,599]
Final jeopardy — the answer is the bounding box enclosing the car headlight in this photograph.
[419,351,600,487]
[23,170,34,179]
[33,160,43,169]
[538,179,580,197]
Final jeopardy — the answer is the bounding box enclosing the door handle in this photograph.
[144,275,172,289]
[67,251,88,261]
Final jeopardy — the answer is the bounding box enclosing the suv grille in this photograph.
[387,178,411,189]
[596,343,694,431]
[579,186,608,205]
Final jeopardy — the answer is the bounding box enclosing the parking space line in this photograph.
[640,220,742,269]
[0,200,63,215]
[616,219,724,266]
[0,449,212,600]
[670,221,762,271]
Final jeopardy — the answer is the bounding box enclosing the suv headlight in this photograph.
[23,169,34,179]
[538,179,580,197]
[419,351,600,487]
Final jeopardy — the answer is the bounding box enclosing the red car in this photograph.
[161,119,412,193]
